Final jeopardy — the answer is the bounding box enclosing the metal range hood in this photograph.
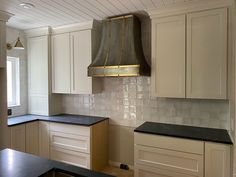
[88,15,150,77]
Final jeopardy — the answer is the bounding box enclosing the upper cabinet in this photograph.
[150,8,228,99]
[51,21,102,94]
[52,33,71,94]
[151,15,186,98]
[187,8,227,99]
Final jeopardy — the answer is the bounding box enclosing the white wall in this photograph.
[6,27,28,116]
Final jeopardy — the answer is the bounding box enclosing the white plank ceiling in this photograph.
[0,0,203,30]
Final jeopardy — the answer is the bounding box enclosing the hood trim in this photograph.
[88,65,141,77]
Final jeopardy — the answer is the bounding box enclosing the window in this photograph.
[7,56,20,107]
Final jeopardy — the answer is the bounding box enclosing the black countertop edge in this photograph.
[8,114,109,127]
[134,121,233,145]
[0,149,114,177]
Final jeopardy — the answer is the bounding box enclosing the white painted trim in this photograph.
[51,20,97,35]
[148,0,234,18]
[109,160,134,170]
[0,10,12,22]
[24,27,51,37]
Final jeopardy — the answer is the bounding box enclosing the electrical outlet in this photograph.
[7,109,12,116]
[120,164,129,170]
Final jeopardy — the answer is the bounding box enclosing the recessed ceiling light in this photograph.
[19,2,35,9]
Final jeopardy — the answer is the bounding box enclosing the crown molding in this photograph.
[148,0,234,18]
[24,27,51,38]
[0,10,13,22]
[51,20,99,35]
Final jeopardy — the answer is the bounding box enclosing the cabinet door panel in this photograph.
[135,145,203,177]
[50,147,90,169]
[52,33,71,93]
[205,142,231,177]
[187,8,227,99]
[26,121,39,155]
[39,121,50,158]
[71,30,92,94]
[151,15,185,98]
[11,124,26,152]
[135,164,198,177]
[50,131,90,153]
[28,36,48,95]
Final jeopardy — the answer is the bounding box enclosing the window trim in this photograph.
[7,56,20,107]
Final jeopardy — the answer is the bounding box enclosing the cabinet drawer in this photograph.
[134,133,204,154]
[50,147,90,169]
[135,164,199,177]
[50,122,90,137]
[135,145,203,177]
[50,131,90,153]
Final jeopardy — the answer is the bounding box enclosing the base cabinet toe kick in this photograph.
[134,132,231,177]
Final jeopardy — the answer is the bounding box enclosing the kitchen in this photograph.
[0,0,235,177]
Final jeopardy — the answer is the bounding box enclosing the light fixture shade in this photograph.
[14,37,24,50]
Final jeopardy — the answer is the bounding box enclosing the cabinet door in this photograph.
[205,142,231,177]
[151,15,185,98]
[26,121,39,155]
[187,8,227,99]
[10,124,26,152]
[28,36,49,115]
[52,33,71,93]
[70,30,93,94]
[39,121,50,158]
[135,164,199,177]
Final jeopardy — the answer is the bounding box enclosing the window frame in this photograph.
[7,56,20,107]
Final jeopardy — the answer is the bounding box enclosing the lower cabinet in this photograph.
[26,121,39,155]
[49,120,108,171]
[9,119,108,171]
[134,132,231,177]
[10,124,26,152]
[39,121,50,158]
[205,142,231,177]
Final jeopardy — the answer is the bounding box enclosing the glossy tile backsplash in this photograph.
[62,77,229,129]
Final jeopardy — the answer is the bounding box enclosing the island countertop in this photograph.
[134,121,233,144]
[0,149,114,177]
[8,114,108,127]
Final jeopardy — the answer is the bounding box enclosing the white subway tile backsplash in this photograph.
[62,77,230,130]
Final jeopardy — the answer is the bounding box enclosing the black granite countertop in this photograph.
[8,114,108,127]
[0,149,114,177]
[134,122,233,144]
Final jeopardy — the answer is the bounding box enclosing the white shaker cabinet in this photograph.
[150,8,227,99]
[151,15,185,98]
[28,36,49,115]
[26,27,62,116]
[70,30,101,94]
[134,132,231,177]
[51,33,71,94]
[187,8,227,99]
[51,21,101,94]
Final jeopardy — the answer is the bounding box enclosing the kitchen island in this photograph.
[0,149,114,177]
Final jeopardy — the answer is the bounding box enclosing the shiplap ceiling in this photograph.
[0,0,202,30]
